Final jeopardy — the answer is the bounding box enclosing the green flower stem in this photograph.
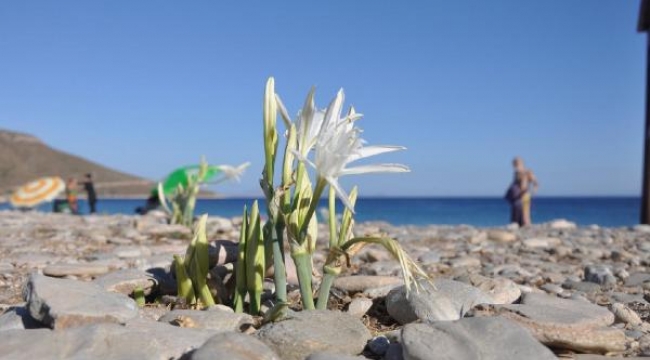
[272,223,287,303]
[233,206,248,313]
[292,250,315,310]
[316,265,340,310]
[173,255,195,304]
[183,196,196,226]
[245,202,264,315]
[299,178,327,237]
[328,186,337,249]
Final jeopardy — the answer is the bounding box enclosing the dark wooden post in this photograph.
[639,0,650,224]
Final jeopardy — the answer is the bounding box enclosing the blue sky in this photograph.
[0,1,644,196]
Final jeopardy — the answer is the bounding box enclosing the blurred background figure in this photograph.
[80,173,97,214]
[512,157,539,226]
[65,177,79,215]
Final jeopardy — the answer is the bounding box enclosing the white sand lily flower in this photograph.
[212,162,251,184]
[295,89,409,211]
[276,88,326,156]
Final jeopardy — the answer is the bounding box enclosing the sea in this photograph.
[0,197,641,228]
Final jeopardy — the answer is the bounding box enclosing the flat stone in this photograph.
[401,316,556,360]
[518,292,614,326]
[549,219,577,229]
[522,237,561,249]
[455,274,521,304]
[471,292,625,354]
[125,318,223,358]
[159,309,254,332]
[42,263,110,277]
[191,331,280,360]
[363,285,402,299]
[333,276,403,293]
[625,272,650,287]
[562,280,602,293]
[0,325,162,360]
[386,278,493,324]
[487,230,516,243]
[449,256,481,268]
[93,269,157,296]
[23,273,139,329]
[256,310,370,360]
[12,253,62,268]
[113,245,152,259]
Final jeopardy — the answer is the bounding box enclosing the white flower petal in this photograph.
[339,163,410,176]
[348,145,406,162]
[324,176,355,213]
[291,149,318,171]
[322,89,344,132]
[275,94,292,128]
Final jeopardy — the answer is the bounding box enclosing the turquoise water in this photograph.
[1,197,640,227]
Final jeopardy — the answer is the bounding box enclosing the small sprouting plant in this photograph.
[159,158,249,227]
[174,214,216,307]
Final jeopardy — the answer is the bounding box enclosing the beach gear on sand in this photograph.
[10,176,66,208]
[157,165,224,196]
[155,163,251,196]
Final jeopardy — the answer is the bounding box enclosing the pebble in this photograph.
[367,336,390,356]
[333,275,403,293]
[487,230,516,243]
[158,309,254,332]
[42,263,110,277]
[23,273,139,329]
[522,237,561,249]
[191,331,280,360]
[401,317,556,360]
[471,292,626,354]
[386,278,493,324]
[92,269,158,296]
[256,310,370,360]
[346,297,373,318]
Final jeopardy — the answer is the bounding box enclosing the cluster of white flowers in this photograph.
[277,88,409,211]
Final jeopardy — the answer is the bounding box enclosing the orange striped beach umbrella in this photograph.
[10,176,65,208]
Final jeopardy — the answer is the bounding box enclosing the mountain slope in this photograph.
[0,129,154,197]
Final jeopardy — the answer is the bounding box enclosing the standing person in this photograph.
[66,177,79,215]
[512,157,539,226]
[81,173,97,214]
[505,171,527,226]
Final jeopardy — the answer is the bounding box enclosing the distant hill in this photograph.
[0,129,155,198]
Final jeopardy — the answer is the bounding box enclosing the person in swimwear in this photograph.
[505,171,527,226]
[512,157,538,226]
[65,177,79,215]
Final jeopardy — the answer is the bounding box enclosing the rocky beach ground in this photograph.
[1,210,650,359]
